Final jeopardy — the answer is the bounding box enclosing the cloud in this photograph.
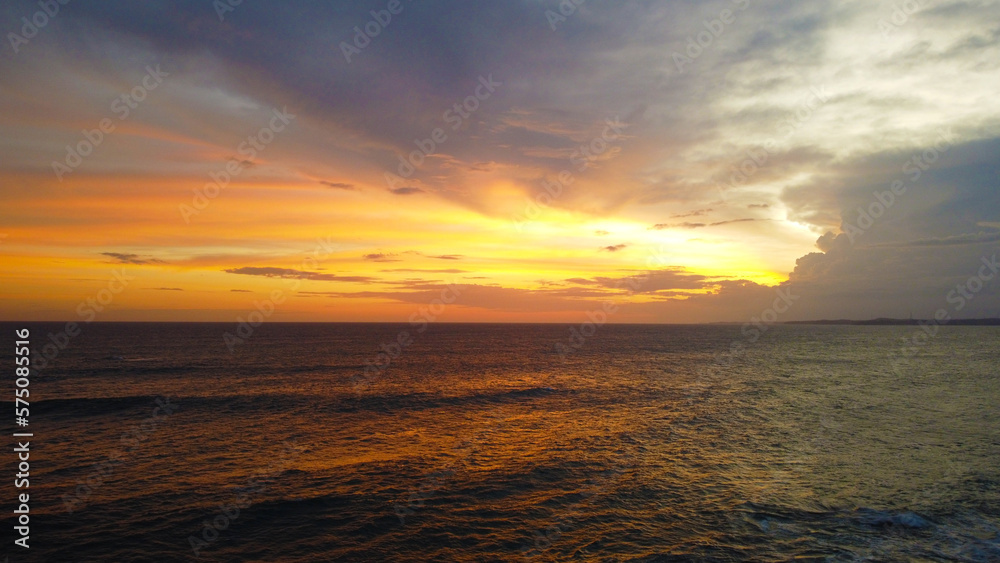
[380,268,467,274]
[223,267,376,283]
[148,287,183,291]
[389,187,425,195]
[4,0,1000,323]
[101,252,165,265]
[320,181,356,190]
[591,268,715,293]
[298,267,726,314]
[362,253,401,262]
[230,289,252,293]
[770,138,1000,321]
[870,232,1000,248]
[651,222,705,230]
[396,251,463,261]
[601,244,627,252]
[565,278,600,285]
[671,208,714,218]
[650,218,762,230]
[710,218,759,226]
[296,283,615,312]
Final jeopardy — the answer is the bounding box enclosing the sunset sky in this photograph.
[2,0,999,322]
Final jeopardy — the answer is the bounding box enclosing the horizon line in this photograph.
[2,318,999,325]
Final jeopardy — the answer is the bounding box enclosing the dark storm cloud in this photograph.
[3,0,999,323]
[871,232,1000,248]
[783,137,1000,244]
[45,2,551,145]
[18,0,666,207]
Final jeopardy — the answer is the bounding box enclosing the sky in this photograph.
[1,0,999,323]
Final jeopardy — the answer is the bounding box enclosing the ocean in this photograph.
[2,322,999,562]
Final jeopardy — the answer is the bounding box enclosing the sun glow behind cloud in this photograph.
[1,0,999,322]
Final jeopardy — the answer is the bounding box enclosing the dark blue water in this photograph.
[1,322,998,561]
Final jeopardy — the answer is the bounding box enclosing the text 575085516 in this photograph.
[14,328,32,549]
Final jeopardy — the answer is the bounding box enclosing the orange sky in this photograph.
[2,1,999,323]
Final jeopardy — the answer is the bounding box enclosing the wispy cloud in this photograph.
[320,181,356,190]
[102,252,165,265]
[224,267,376,283]
[651,218,761,230]
[671,208,714,218]
[710,218,759,227]
[363,253,401,262]
[380,268,467,273]
[389,187,425,195]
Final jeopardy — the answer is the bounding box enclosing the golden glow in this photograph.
[0,164,807,321]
